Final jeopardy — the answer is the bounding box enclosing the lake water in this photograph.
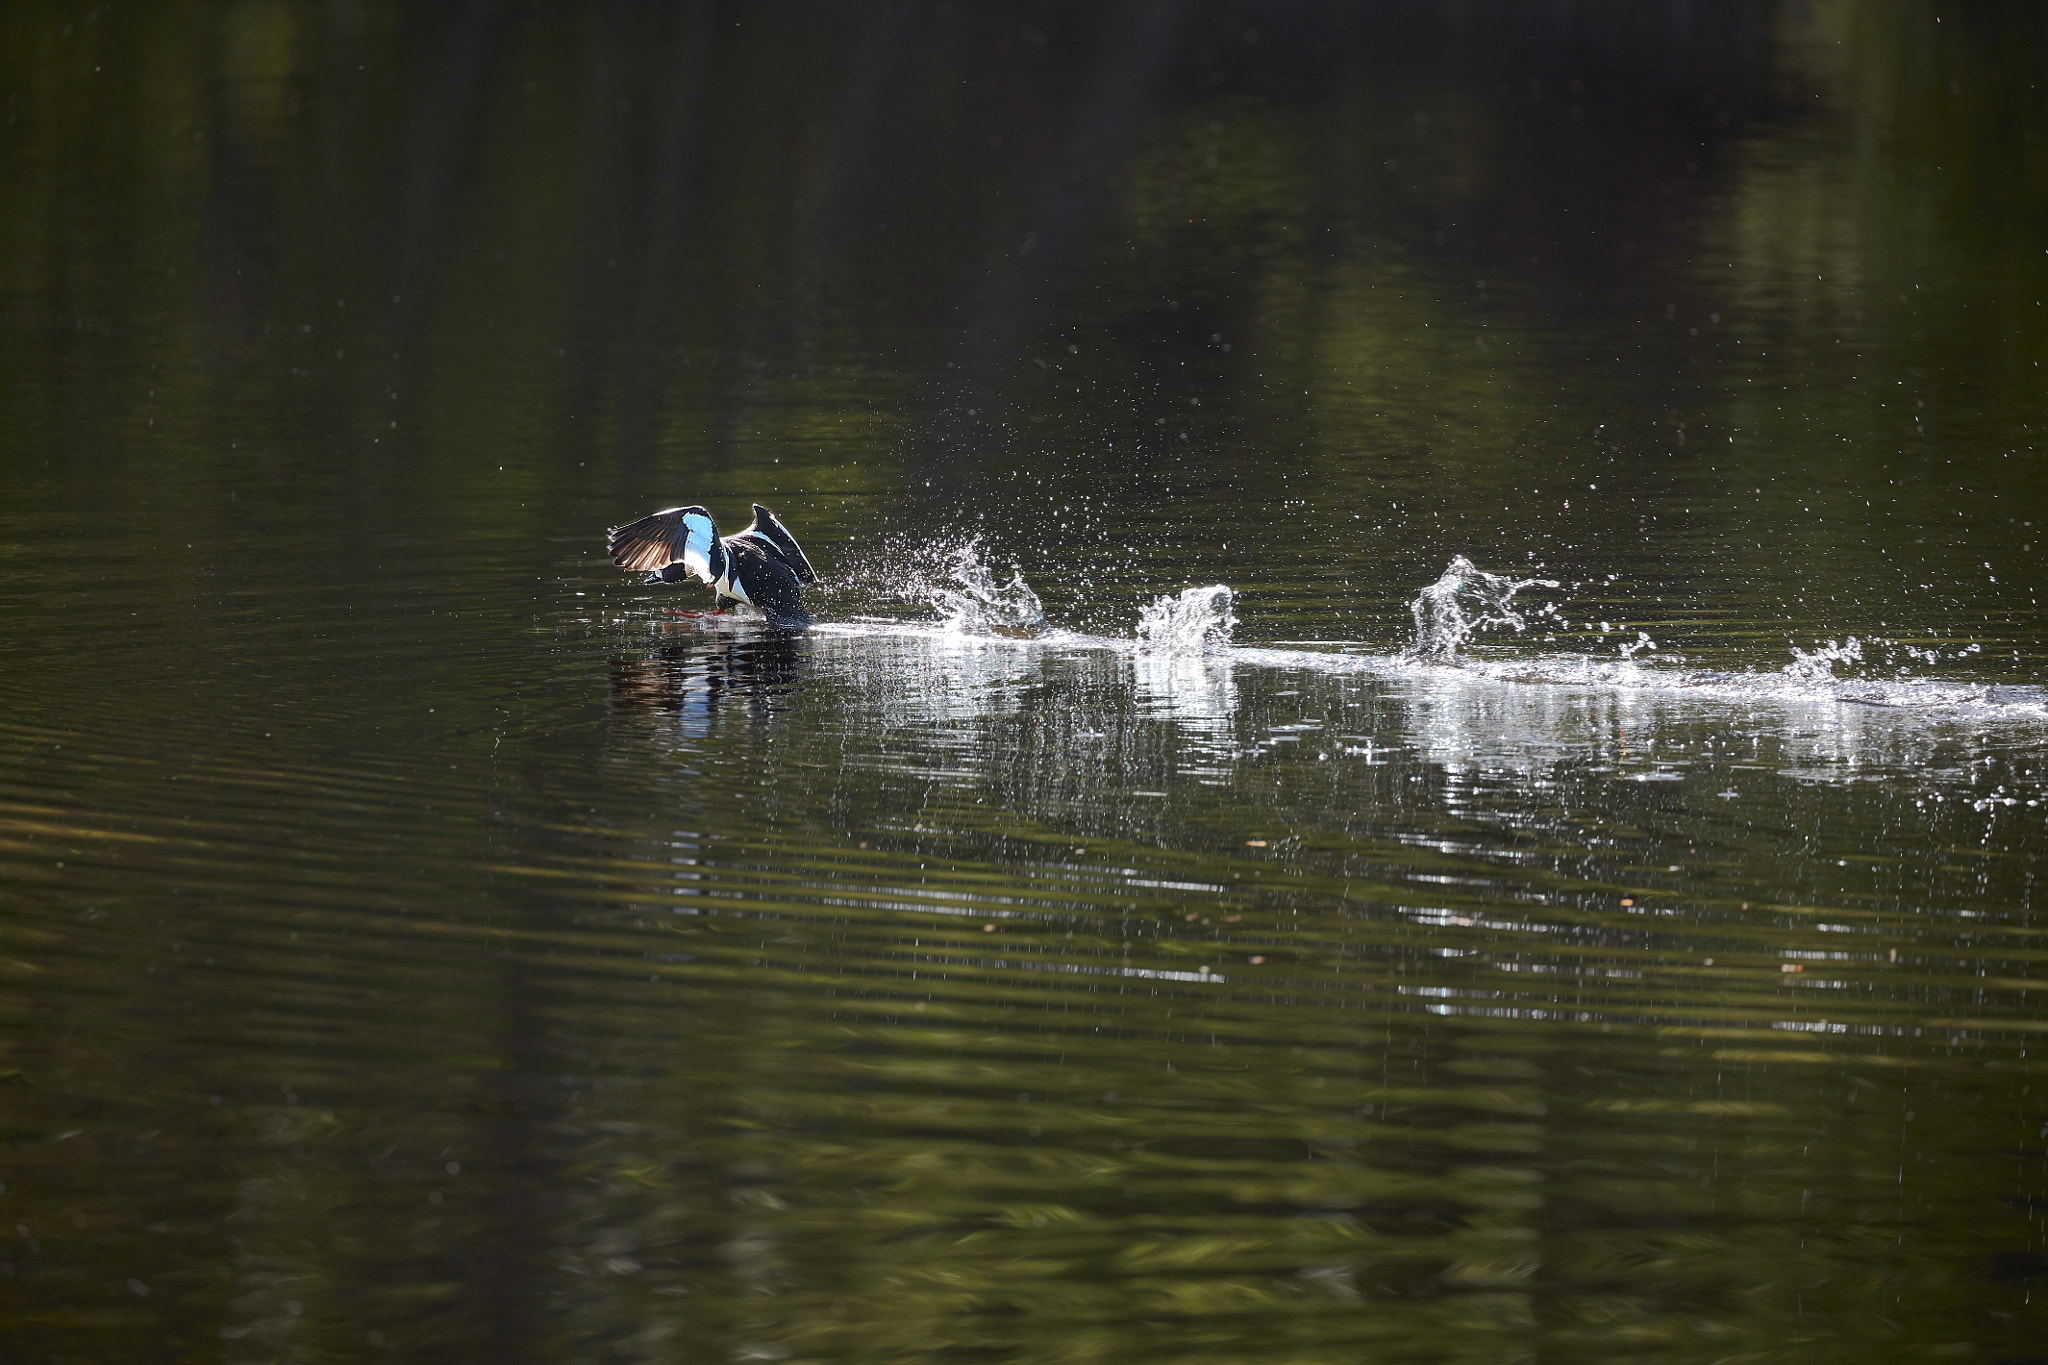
[4,3,2047,1361]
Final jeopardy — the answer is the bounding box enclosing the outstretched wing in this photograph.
[608,506,720,579]
[736,504,819,585]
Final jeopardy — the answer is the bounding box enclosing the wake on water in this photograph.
[791,544,2048,723]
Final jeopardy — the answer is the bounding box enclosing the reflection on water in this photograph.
[4,0,2047,1360]
[611,626,813,738]
[1134,648,1240,783]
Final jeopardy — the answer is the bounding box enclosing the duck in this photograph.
[607,503,819,627]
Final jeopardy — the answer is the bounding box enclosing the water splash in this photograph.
[1902,640,1983,666]
[933,542,1046,637]
[1136,585,1236,655]
[1406,557,1560,662]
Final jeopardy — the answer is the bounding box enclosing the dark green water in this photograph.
[4,3,2048,1361]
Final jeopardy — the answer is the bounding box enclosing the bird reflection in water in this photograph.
[609,627,809,737]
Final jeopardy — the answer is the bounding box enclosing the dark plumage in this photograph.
[607,503,818,628]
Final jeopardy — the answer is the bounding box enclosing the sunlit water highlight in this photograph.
[816,545,2048,738]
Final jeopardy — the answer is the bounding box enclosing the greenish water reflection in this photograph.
[2,3,2045,1362]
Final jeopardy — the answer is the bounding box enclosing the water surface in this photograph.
[3,3,2047,1361]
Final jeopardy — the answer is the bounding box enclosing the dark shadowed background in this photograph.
[3,3,2047,1362]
